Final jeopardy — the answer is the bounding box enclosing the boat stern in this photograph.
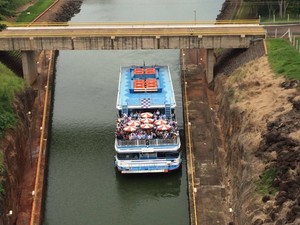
[114,156,182,174]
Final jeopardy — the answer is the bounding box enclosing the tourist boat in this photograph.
[114,65,181,174]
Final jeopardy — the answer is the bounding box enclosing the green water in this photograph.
[43,1,224,224]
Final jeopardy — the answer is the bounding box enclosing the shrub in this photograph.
[255,167,278,195]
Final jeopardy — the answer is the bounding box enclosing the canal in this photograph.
[42,1,224,225]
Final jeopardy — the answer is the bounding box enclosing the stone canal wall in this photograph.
[182,48,228,225]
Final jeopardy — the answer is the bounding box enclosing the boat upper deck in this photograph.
[116,65,176,110]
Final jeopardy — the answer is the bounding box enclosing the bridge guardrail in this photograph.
[2,19,260,27]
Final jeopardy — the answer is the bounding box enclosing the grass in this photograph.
[0,63,25,137]
[260,16,300,25]
[0,63,24,197]
[255,167,278,195]
[12,0,34,8]
[0,63,25,195]
[267,39,300,81]
[16,0,55,22]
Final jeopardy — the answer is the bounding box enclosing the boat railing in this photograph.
[116,138,178,147]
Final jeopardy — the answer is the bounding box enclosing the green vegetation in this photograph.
[0,63,25,137]
[255,167,278,195]
[16,0,54,22]
[234,0,300,23]
[0,23,7,31]
[0,0,33,20]
[235,2,252,20]
[267,39,300,81]
[260,17,300,24]
[0,0,55,23]
[0,0,15,19]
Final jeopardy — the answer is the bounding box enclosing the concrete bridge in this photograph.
[0,22,266,84]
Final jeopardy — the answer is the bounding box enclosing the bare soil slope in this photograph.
[215,50,300,225]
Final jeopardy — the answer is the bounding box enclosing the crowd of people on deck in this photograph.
[115,109,179,140]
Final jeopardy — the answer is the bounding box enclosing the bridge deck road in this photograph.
[0,24,266,37]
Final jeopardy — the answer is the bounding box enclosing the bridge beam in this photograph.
[21,51,38,85]
[206,49,215,83]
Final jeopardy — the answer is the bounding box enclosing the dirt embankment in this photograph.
[1,1,83,224]
[215,3,300,224]
[0,89,36,224]
[215,53,300,225]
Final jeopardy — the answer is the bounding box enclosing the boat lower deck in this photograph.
[115,156,182,174]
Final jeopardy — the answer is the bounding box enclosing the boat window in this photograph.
[117,153,139,160]
[139,153,157,159]
[157,152,165,158]
[166,152,179,158]
[157,152,179,158]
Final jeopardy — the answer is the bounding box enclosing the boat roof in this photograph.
[116,65,176,110]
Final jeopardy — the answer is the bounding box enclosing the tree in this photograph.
[266,1,278,19]
[240,0,300,19]
[0,23,7,31]
[278,0,289,18]
[0,0,15,20]
[287,0,300,17]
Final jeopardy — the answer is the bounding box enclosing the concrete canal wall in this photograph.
[182,48,227,225]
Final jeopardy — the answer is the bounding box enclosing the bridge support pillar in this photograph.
[21,51,38,85]
[206,49,215,83]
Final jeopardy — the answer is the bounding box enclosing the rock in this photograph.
[264,217,273,223]
[280,80,298,89]
[297,196,300,206]
[264,131,281,145]
[262,195,271,203]
[286,209,297,223]
[275,195,287,206]
[252,218,263,225]
[279,182,289,192]
[269,210,277,221]
[54,0,83,22]
[292,95,300,110]
[273,177,281,187]
[274,219,285,225]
